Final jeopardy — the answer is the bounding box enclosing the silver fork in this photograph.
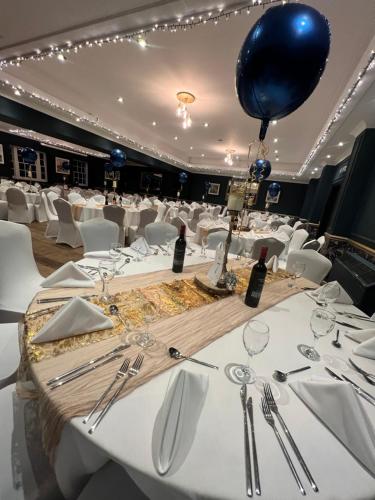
[261,398,306,496]
[89,354,144,434]
[264,383,318,492]
[83,358,130,424]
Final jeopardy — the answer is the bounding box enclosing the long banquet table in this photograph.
[23,250,375,500]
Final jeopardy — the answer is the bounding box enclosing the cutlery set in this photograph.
[325,367,375,406]
[240,385,260,497]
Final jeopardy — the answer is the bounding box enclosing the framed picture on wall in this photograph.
[265,191,280,204]
[55,157,71,174]
[208,183,220,196]
[104,170,120,181]
[0,145,4,164]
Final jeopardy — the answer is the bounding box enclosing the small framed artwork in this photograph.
[0,145,4,164]
[104,170,120,181]
[55,157,71,174]
[208,183,220,196]
[265,191,280,204]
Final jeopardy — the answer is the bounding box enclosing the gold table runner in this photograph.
[23,262,316,459]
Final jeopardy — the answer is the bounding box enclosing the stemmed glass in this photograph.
[98,260,115,303]
[127,294,160,349]
[201,236,208,257]
[318,282,341,307]
[297,308,336,361]
[288,262,306,288]
[109,242,122,275]
[166,237,175,256]
[225,319,270,384]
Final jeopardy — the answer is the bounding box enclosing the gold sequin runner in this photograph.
[21,261,315,460]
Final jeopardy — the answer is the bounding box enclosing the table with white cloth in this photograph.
[0,189,40,204]
[22,250,375,500]
[72,203,143,229]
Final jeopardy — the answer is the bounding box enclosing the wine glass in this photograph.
[98,260,115,303]
[127,294,160,349]
[297,308,336,361]
[201,236,208,257]
[318,282,341,307]
[109,242,122,275]
[288,261,306,288]
[225,320,270,384]
[166,236,176,256]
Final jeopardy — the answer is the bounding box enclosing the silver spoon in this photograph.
[273,366,311,382]
[332,329,341,348]
[109,304,128,329]
[168,347,219,370]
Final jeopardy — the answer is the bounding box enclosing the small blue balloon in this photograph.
[179,172,188,184]
[236,3,330,140]
[254,159,272,181]
[21,148,37,164]
[104,162,113,173]
[110,148,126,168]
[268,182,281,198]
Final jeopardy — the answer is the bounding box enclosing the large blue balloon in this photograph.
[268,182,281,198]
[21,148,37,164]
[110,148,126,168]
[254,159,271,181]
[236,3,330,140]
[179,172,188,184]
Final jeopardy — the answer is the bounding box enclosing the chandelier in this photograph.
[176,91,195,129]
[224,149,235,166]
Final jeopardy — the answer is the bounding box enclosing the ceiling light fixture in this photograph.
[338,141,344,147]
[137,35,147,49]
[152,121,157,126]
[174,136,178,140]
[224,149,235,166]
[57,53,67,62]
[176,91,195,129]
[204,122,209,127]
[326,154,331,159]
[273,138,278,143]
[117,96,124,103]
[271,120,278,125]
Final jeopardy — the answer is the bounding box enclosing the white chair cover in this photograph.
[189,207,205,232]
[212,206,221,219]
[34,188,48,223]
[80,219,119,253]
[144,222,178,246]
[199,212,212,221]
[6,188,35,223]
[93,194,105,204]
[0,200,8,220]
[317,235,326,251]
[0,221,43,320]
[302,239,320,251]
[293,220,303,230]
[54,198,83,248]
[207,230,244,255]
[251,237,286,260]
[286,250,332,285]
[289,229,309,253]
[41,192,59,238]
[47,191,59,215]
[68,192,84,204]
[277,224,294,237]
[154,204,167,223]
[0,323,20,389]
[103,205,126,245]
[128,208,157,244]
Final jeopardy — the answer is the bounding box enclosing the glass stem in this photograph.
[103,280,109,299]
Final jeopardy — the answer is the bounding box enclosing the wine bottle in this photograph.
[112,194,117,205]
[119,194,122,206]
[244,246,268,308]
[105,193,109,206]
[172,225,186,273]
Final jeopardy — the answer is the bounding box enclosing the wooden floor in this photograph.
[29,222,83,277]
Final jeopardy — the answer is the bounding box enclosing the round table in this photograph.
[25,258,375,500]
[72,203,142,228]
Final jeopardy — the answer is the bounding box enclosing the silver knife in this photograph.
[240,385,253,497]
[49,354,123,389]
[341,374,375,406]
[335,320,362,330]
[247,397,260,496]
[37,295,93,304]
[47,344,130,385]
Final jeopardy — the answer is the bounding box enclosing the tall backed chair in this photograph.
[6,188,35,224]
[288,229,309,253]
[54,198,82,248]
[270,220,284,231]
[302,239,320,251]
[189,207,205,232]
[170,216,195,237]
[41,191,59,238]
[47,191,59,215]
[144,222,178,246]
[68,192,84,204]
[286,250,332,285]
[317,235,326,251]
[0,221,43,321]
[277,224,294,238]
[0,323,20,389]
[34,188,49,222]
[207,230,244,255]
[154,203,167,223]
[128,208,157,244]
[103,205,126,245]
[251,237,285,260]
[80,219,119,253]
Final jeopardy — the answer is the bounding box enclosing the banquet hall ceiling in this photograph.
[0,0,374,182]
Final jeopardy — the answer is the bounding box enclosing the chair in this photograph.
[251,238,286,260]
[0,323,20,389]
[68,192,84,204]
[80,219,119,253]
[207,230,244,255]
[144,222,178,246]
[34,189,48,222]
[54,198,83,248]
[286,250,332,284]
[189,207,205,232]
[0,221,43,321]
[293,220,303,230]
[6,188,35,224]
[47,191,59,215]
[128,208,157,244]
[277,224,294,238]
[0,200,8,220]
[270,220,284,231]
[317,235,326,251]
[302,239,320,251]
[41,191,59,238]
[179,206,190,215]
[288,229,309,253]
[103,205,126,245]
[212,206,221,219]
[170,216,195,238]
[93,194,105,204]
[154,203,167,223]
[199,212,212,221]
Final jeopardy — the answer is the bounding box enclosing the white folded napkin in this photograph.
[131,237,151,255]
[345,329,375,359]
[32,297,113,344]
[290,378,375,475]
[152,370,208,476]
[266,255,279,272]
[312,281,353,305]
[83,251,112,260]
[346,328,375,344]
[41,261,95,288]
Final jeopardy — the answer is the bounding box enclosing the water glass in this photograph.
[318,282,341,307]
[288,261,306,288]
[98,260,115,303]
[109,242,122,274]
[201,236,208,257]
[297,308,336,361]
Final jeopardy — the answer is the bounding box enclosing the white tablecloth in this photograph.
[42,254,375,500]
[72,203,142,228]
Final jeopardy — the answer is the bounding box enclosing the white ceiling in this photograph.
[0,0,374,182]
